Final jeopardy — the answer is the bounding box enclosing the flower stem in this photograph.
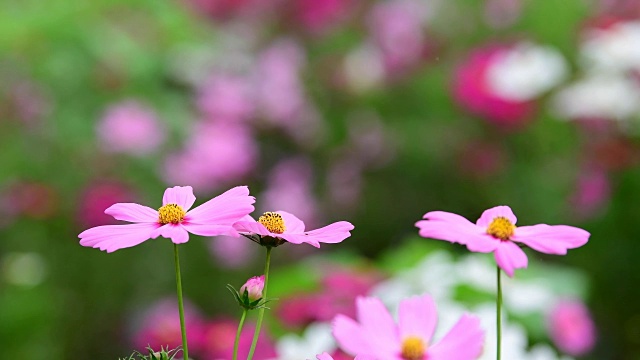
[174,244,189,360]
[246,246,272,360]
[496,266,502,360]
[233,309,248,360]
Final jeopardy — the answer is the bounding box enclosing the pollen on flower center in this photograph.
[258,212,286,234]
[158,203,186,224]
[487,216,515,240]
[401,336,426,360]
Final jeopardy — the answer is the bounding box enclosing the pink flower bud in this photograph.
[240,275,265,302]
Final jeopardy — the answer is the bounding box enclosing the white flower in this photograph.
[486,42,568,101]
[274,323,336,360]
[581,21,640,73]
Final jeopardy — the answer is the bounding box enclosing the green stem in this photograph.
[174,244,189,360]
[233,309,248,360]
[496,266,502,360]
[246,246,272,360]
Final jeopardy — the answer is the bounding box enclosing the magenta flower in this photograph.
[415,205,590,276]
[240,275,265,302]
[548,299,596,356]
[233,211,354,248]
[79,186,255,252]
[333,294,484,360]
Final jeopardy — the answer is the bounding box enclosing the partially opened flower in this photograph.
[333,294,484,360]
[234,211,354,248]
[415,205,590,276]
[79,186,255,252]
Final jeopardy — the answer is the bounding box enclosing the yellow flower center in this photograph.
[158,203,186,224]
[486,216,515,240]
[258,212,286,234]
[401,336,426,360]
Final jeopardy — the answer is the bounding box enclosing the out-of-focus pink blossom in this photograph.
[201,319,277,360]
[5,81,52,127]
[185,0,255,20]
[569,167,611,220]
[133,299,207,356]
[457,141,506,179]
[369,0,428,74]
[97,101,165,156]
[548,299,597,356]
[292,0,354,34]
[196,74,254,122]
[1,181,58,220]
[208,235,256,269]
[77,181,136,228]
[327,158,363,211]
[261,157,320,228]
[452,45,536,127]
[163,122,257,193]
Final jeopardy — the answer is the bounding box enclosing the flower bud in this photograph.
[240,275,265,302]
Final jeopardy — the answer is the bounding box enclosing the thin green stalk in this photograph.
[496,266,502,360]
[233,309,248,360]
[246,246,272,360]
[174,244,189,360]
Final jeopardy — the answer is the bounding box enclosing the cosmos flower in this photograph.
[548,299,596,356]
[233,211,353,248]
[333,294,484,360]
[240,275,265,302]
[415,205,590,276]
[79,186,255,252]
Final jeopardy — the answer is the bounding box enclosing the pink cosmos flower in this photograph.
[333,294,484,360]
[314,352,373,360]
[415,205,590,277]
[234,211,354,248]
[79,186,255,252]
[240,275,265,301]
[548,299,597,356]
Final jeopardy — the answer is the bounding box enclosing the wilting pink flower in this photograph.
[234,211,354,248]
[452,45,535,127]
[333,295,484,360]
[314,352,373,360]
[201,319,277,360]
[97,101,165,156]
[548,299,596,356]
[416,206,590,276]
[77,181,136,228]
[241,275,265,301]
[133,299,207,355]
[79,186,255,252]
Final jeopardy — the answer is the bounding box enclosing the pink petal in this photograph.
[513,224,589,255]
[182,223,239,237]
[151,224,190,244]
[333,315,371,357]
[279,233,321,247]
[79,223,159,252]
[493,241,528,277]
[427,314,484,360]
[416,211,486,245]
[163,186,196,210]
[355,297,400,357]
[316,353,334,360]
[278,211,306,233]
[186,186,255,225]
[398,294,437,344]
[233,217,271,237]
[464,234,500,253]
[104,203,158,223]
[303,221,354,244]
[475,205,517,227]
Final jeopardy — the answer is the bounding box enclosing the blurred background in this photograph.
[1,0,640,359]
